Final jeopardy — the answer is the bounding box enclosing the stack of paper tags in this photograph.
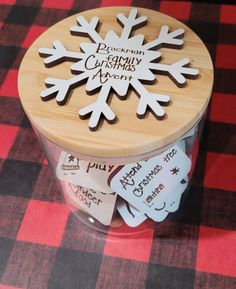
[56,127,196,227]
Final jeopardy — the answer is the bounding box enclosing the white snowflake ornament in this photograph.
[39,8,199,131]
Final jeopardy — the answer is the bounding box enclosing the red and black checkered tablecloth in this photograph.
[0,0,236,289]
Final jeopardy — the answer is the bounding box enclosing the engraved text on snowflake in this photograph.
[39,8,199,131]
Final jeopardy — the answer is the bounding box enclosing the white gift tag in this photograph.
[56,152,116,194]
[147,177,188,221]
[178,139,186,153]
[117,177,188,226]
[109,145,191,218]
[182,126,196,139]
[117,199,147,227]
[64,183,117,225]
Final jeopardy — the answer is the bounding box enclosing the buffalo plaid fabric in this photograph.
[0,1,236,289]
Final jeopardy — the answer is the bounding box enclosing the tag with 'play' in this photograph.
[56,151,116,194]
[109,145,191,220]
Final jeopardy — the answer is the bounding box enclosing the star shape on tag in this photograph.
[170,167,180,175]
[68,155,75,162]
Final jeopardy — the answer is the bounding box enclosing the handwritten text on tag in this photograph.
[109,145,191,218]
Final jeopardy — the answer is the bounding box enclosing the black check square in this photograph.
[0,159,41,198]
[146,264,195,289]
[5,5,39,25]
[205,122,236,155]
[187,21,218,45]
[171,185,203,226]
[70,0,100,15]
[201,188,236,231]
[0,195,28,239]
[200,121,212,152]
[20,114,32,128]
[190,3,220,23]
[8,127,45,163]
[0,23,29,47]
[191,147,207,187]
[62,214,107,253]
[0,97,25,126]
[203,43,216,64]
[0,238,14,280]
[12,47,27,69]
[2,241,57,289]
[34,8,68,27]
[15,0,42,7]
[0,45,19,69]
[214,69,236,94]
[218,24,236,44]
[96,256,148,289]
[0,158,4,172]
[194,272,236,289]
[33,164,62,203]
[151,222,198,269]
[0,5,12,23]
[132,0,160,10]
[48,248,102,289]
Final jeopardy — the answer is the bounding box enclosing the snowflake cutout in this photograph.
[39,8,199,131]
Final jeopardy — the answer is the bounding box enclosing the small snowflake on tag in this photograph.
[39,8,199,131]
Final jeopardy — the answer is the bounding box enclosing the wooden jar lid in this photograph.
[18,7,213,160]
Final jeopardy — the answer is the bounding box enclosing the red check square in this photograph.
[210,92,236,124]
[216,44,236,69]
[104,223,154,262]
[220,5,236,24]
[42,0,73,9]
[17,200,69,247]
[0,284,22,289]
[0,286,22,289]
[0,0,16,4]
[0,124,19,159]
[204,152,236,191]
[0,70,18,97]
[196,226,236,277]
[22,25,48,48]
[159,1,191,21]
[100,0,132,7]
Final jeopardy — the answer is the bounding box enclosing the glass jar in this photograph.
[33,112,205,234]
[18,7,213,235]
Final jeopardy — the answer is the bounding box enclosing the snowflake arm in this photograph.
[143,25,184,50]
[39,41,84,67]
[149,58,199,87]
[70,16,103,43]
[40,72,88,105]
[131,79,170,119]
[79,85,116,131]
[117,8,147,39]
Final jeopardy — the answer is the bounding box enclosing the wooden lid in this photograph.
[18,7,213,159]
